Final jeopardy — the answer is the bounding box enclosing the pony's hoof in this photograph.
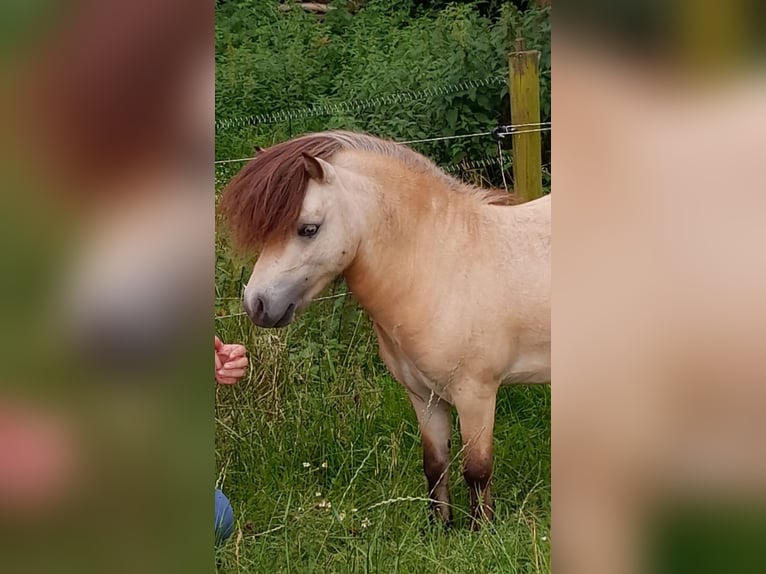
[421,517,452,537]
[470,507,495,530]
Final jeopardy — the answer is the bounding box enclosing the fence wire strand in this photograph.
[216,67,551,132]
[214,124,550,166]
[215,74,509,131]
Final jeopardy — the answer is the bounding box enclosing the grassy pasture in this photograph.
[214,280,550,573]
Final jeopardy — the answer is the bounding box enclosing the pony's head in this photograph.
[219,133,370,328]
[220,130,514,328]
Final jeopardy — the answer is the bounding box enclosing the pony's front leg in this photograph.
[407,390,453,524]
[455,390,497,529]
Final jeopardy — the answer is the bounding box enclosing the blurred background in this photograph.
[555,1,766,573]
[0,1,213,572]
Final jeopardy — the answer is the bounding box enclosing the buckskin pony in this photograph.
[220,130,550,527]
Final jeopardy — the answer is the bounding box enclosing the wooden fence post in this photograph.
[509,38,543,202]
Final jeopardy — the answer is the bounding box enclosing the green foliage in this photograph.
[215,0,550,187]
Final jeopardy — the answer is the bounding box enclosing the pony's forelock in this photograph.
[219,134,341,252]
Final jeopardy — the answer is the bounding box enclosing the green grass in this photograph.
[214,285,550,573]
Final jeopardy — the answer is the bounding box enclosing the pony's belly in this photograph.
[502,350,551,384]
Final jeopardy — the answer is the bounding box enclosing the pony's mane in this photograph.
[219,130,514,251]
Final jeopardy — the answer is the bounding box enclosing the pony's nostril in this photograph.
[256,297,265,316]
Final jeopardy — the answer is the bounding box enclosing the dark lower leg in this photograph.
[456,391,497,529]
[464,457,494,527]
[423,436,452,523]
[408,392,453,524]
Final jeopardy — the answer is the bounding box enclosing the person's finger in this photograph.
[215,376,239,385]
[214,352,222,371]
[220,373,243,384]
[222,357,248,370]
[216,368,246,379]
[222,344,246,359]
[214,336,222,351]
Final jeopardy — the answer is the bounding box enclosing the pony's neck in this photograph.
[341,155,486,324]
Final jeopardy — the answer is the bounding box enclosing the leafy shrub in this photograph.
[215,0,550,186]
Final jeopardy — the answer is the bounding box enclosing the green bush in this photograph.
[215,0,550,187]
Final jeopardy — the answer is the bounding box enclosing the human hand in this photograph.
[214,336,248,385]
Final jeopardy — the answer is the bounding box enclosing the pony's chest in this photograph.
[373,323,458,403]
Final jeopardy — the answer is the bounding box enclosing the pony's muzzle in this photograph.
[244,293,296,328]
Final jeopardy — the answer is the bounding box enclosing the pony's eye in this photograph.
[298,224,320,238]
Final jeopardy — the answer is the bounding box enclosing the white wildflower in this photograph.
[361,517,371,529]
[302,462,311,468]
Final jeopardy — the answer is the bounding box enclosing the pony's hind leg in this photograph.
[407,390,452,524]
[455,391,497,529]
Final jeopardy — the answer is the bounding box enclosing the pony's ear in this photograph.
[301,153,335,184]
